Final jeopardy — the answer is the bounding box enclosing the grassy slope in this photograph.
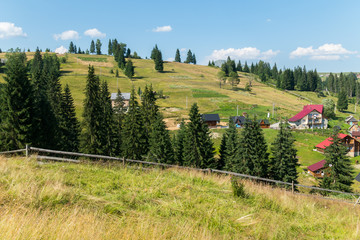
[1,157,360,239]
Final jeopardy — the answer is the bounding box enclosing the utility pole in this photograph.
[237,105,239,116]
[272,103,275,118]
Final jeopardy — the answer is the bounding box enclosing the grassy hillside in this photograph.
[1,157,360,239]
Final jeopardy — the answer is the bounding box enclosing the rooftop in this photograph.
[288,105,323,122]
[110,92,131,101]
[308,160,326,172]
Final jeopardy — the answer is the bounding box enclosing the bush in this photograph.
[231,177,247,198]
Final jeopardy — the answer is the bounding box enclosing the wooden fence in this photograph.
[1,146,359,204]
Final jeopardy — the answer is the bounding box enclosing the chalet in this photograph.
[315,133,360,157]
[307,160,327,178]
[349,124,360,132]
[258,119,270,128]
[345,115,358,126]
[288,105,328,129]
[110,92,131,108]
[230,116,247,128]
[202,114,220,128]
[351,131,360,140]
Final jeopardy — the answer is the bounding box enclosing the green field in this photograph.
[1,157,359,239]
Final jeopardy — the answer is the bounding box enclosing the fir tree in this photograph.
[337,90,348,111]
[116,47,126,69]
[99,81,114,155]
[154,48,163,72]
[108,39,113,55]
[0,52,33,150]
[90,40,95,54]
[69,41,75,53]
[174,120,186,165]
[321,130,354,192]
[220,118,239,170]
[185,50,193,63]
[148,113,174,164]
[232,119,269,177]
[126,48,131,58]
[96,39,102,55]
[236,60,242,72]
[192,53,196,65]
[81,65,103,154]
[243,61,250,73]
[124,59,134,79]
[175,48,181,62]
[59,85,80,152]
[182,103,216,168]
[269,121,299,184]
[122,87,148,159]
[113,89,126,156]
[150,44,159,60]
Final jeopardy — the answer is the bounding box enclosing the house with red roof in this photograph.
[307,160,327,178]
[315,133,360,157]
[288,105,328,129]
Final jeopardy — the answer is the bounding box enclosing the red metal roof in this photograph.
[288,105,323,122]
[352,131,360,137]
[315,133,349,149]
[307,160,326,172]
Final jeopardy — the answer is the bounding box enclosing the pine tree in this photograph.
[122,87,148,159]
[124,59,134,79]
[236,60,242,72]
[229,71,240,89]
[59,85,80,152]
[151,45,159,59]
[154,49,163,72]
[126,48,131,58]
[116,47,126,69]
[185,50,193,63]
[175,48,181,62]
[81,65,103,154]
[141,85,158,154]
[69,41,75,53]
[113,89,126,156]
[148,113,174,164]
[220,118,239,170]
[96,39,102,55]
[232,119,269,177]
[321,130,354,192]
[243,61,250,73]
[90,40,95,54]
[182,103,216,168]
[192,53,196,65]
[99,81,114,155]
[269,121,299,184]
[337,90,348,111]
[174,120,186,165]
[0,52,33,150]
[108,39,113,55]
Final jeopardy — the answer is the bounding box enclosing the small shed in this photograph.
[110,92,131,108]
[230,116,247,128]
[258,119,270,128]
[202,114,220,128]
[307,160,327,178]
[345,115,358,126]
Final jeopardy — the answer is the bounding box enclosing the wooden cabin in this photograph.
[345,115,358,126]
[230,116,247,128]
[202,114,220,128]
[315,133,360,157]
[110,92,131,108]
[307,160,327,178]
[258,119,270,128]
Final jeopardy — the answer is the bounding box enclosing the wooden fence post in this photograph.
[26,144,29,158]
[122,157,125,166]
[208,168,212,175]
[292,181,294,194]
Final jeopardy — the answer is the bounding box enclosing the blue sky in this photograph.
[1,0,360,72]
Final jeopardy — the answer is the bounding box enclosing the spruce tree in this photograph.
[174,120,186,165]
[69,41,75,53]
[126,48,131,58]
[232,119,269,177]
[81,65,103,154]
[182,103,216,168]
[113,89,126,156]
[59,85,80,152]
[90,40,95,54]
[108,39,113,55]
[321,130,354,192]
[148,113,174,164]
[96,39,102,55]
[141,85,158,154]
[221,118,239,171]
[117,47,126,69]
[269,121,299,183]
[185,50,193,63]
[122,87,148,159]
[151,44,159,60]
[99,81,114,155]
[236,60,242,72]
[175,49,181,62]
[243,61,250,73]
[192,53,196,65]
[124,59,134,79]
[0,52,33,150]
[154,49,164,72]
[337,90,348,111]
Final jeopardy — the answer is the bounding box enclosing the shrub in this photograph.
[231,177,247,198]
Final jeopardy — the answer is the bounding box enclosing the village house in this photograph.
[230,116,247,128]
[110,92,131,108]
[202,114,220,128]
[288,105,328,129]
[315,133,360,157]
[345,115,358,126]
[307,160,327,178]
[258,119,270,128]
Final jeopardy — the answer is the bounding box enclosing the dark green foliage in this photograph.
[59,85,80,152]
[141,85,158,153]
[320,130,354,192]
[81,66,103,154]
[122,87,148,159]
[220,118,239,170]
[231,119,269,177]
[108,39,113,55]
[243,61,250,73]
[269,122,299,184]
[151,45,164,72]
[185,50,193,63]
[124,60,134,79]
[98,81,114,155]
[69,42,75,53]
[0,52,33,150]
[231,178,247,198]
[113,89,126,156]
[150,44,159,60]
[322,99,335,119]
[174,120,186,165]
[182,103,216,168]
[96,39,102,55]
[192,54,196,65]
[113,41,126,69]
[229,71,240,89]
[175,49,181,62]
[126,48,131,58]
[236,60,242,72]
[90,40,95,54]
[337,91,348,111]
[148,113,174,164]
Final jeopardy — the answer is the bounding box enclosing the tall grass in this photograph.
[0,157,360,239]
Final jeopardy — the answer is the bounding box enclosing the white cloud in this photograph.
[54,30,79,40]
[290,43,356,60]
[166,57,174,61]
[180,48,187,52]
[0,22,27,39]
[84,28,106,38]
[208,47,279,61]
[153,25,172,32]
[54,46,68,54]
[266,18,272,22]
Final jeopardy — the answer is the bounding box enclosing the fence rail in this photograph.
[1,146,360,202]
